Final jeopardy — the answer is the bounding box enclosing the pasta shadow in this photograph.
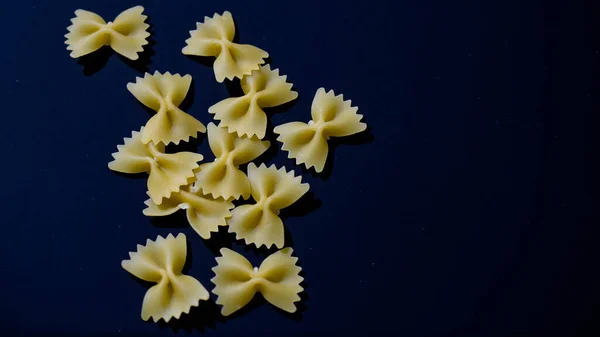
[279,191,321,219]
[225,77,244,97]
[202,226,236,256]
[237,226,298,263]
[300,124,375,181]
[119,16,155,73]
[165,135,202,154]
[179,78,196,113]
[283,226,295,249]
[77,46,112,76]
[251,117,281,166]
[185,55,215,68]
[240,239,284,257]
[232,16,240,43]
[126,273,155,289]
[110,171,147,180]
[149,210,189,230]
[156,300,224,333]
[264,96,299,116]
[157,297,272,333]
[119,35,155,73]
[133,96,156,116]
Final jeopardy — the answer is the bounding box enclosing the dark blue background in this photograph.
[1,0,598,336]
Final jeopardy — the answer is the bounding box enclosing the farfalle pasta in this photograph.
[65,6,150,60]
[182,11,269,82]
[143,184,234,239]
[209,65,298,139]
[274,88,367,173]
[108,127,203,204]
[194,123,270,200]
[122,233,209,322]
[127,71,206,145]
[212,247,303,316]
[228,163,309,248]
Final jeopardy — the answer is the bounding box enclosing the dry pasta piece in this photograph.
[122,233,209,322]
[212,247,303,316]
[108,127,203,205]
[143,184,234,239]
[274,88,367,173]
[228,163,309,248]
[194,123,270,200]
[209,65,298,139]
[65,6,150,60]
[182,11,269,83]
[127,71,206,145]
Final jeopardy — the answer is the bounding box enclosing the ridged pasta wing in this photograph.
[182,11,268,82]
[65,6,149,60]
[210,65,297,138]
[228,164,309,248]
[143,186,233,239]
[274,122,329,173]
[274,88,367,173]
[109,6,150,60]
[122,234,209,322]
[211,248,256,316]
[194,123,269,200]
[108,127,203,204]
[127,72,206,145]
[256,248,303,313]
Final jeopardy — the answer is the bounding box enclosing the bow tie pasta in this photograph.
[209,65,298,139]
[274,88,367,173]
[122,233,209,322]
[65,6,150,60]
[194,123,270,200]
[143,184,234,239]
[127,72,206,145]
[182,11,269,82]
[228,163,309,248]
[108,127,203,204]
[212,248,303,316]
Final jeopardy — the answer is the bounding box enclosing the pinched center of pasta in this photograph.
[244,72,268,93]
[255,197,280,215]
[211,248,303,316]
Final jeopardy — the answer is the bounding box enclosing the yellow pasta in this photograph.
[127,71,206,145]
[122,233,209,322]
[65,6,150,60]
[209,65,298,139]
[228,163,309,248]
[108,127,203,205]
[194,123,270,200]
[274,88,367,173]
[182,11,269,82]
[143,184,234,239]
[212,247,303,316]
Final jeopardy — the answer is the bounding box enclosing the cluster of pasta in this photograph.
[66,6,367,323]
